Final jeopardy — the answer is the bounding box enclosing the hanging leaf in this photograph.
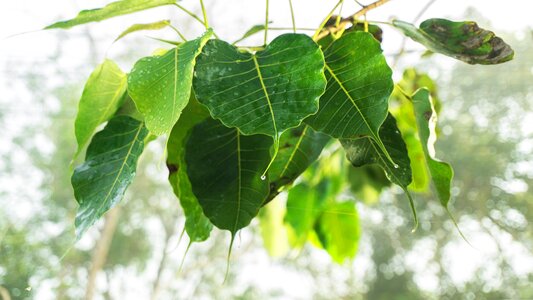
[45,0,176,30]
[392,18,514,65]
[259,200,290,257]
[193,33,326,140]
[411,88,453,207]
[74,59,127,157]
[167,98,212,242]
[305,32,394,162]
[128,29,213,136]
[347,165,391,204]
[114,20,171,42]
[268,125,330,193]
[314,201,361,264]
[72,116,149,238]
[233,22,272,44]
[185,118,272,234]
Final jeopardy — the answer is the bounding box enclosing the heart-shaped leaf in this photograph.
[72,116,149,239]
[45,0,176,30]
[128,29,213,136]
[185,118,272,235]
[393,18,514,65]
[74,59,127,157]
[305,32,394,162]
[167,98,213,242]
[193,34,326,140]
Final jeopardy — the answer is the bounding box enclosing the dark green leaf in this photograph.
[114,20,171,42]
[185,119,272,234]
[45,0,176,30]
[167,98,212,242]
[305,32,394,162]
[193,34,326,140]
[74,59,127,157]
[72,116,149,238]
[411,88,453,207]
[347,165,391,204]
[127,30,213,136]
[315,201,361,264]
[392,18,514,65]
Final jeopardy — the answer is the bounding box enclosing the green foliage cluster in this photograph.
[45,0,514,263]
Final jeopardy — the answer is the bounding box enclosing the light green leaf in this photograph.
[114,20,171,42]
[259,200,290,257]
[268,125,330,193]
[392,18,514,65]
[185,118,272,234]
[167,98,212,242]
[74,59,127,157]
[412,88,453,207]
[193,34,326,140]
[45,0,176,30]
[72,116,149,239]
[315,201,361,264]
[233,23,271,44]
[305,32,394,162]
[128,29,213,136]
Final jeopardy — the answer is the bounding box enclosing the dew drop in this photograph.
[393,164,399,169]
[260,175,266,181]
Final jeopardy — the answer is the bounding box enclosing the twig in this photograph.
[315,0,391,41]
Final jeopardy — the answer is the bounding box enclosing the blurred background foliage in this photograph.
[1,2,532,300]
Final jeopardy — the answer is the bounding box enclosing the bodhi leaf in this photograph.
[185,118,272,235]
[74,59,127,157]
[167,98,212,242]
[392,18,514,65]
[341,114,418,229]
[128,29,213,136]
[305,32,394,163]
[72,116,149,238]
[233,23,272,44]
[259,200,290,257]
[193,34,326,153]
[411,88,453,207]
[45,0,176,30]
[114,20,171,42]
[314,201,361,264]
[268,125,330,193]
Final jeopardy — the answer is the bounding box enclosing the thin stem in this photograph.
[316,0,391,40]
[174,3,206,27]
[270,27,317,31]
[199,0,209,29]
[312,0,344,40]
[264,0,270,45]
[288,0,296,33]
[168,23,187,41]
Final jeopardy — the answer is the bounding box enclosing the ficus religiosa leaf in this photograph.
[411,88,453,207]
[193,34,326,150]
[167,98,213,242]
[341,114,418,229]
[392,18,514,65]
[128,29,213,136]
[72,116,149,239]
[114,20,171,43]
[314,201,361,264]
[259,200,290,257]
[305,32,395,164]
[74,59,127,157]
[185,118,272,235]
[45,0,176,30]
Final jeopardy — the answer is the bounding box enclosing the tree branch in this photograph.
[316,0,391,40]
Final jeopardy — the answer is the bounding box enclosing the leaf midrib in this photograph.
[279,126,308,179]
[252,55,278,137]
[233,130,242,234]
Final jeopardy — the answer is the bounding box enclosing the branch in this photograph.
[316,0,391,40]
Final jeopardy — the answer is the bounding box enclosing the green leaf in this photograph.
[347,165,391,204]
[341,114,412,188]
[268,125,330,192]
[114,20,171,42]
[315,201,361,264]
[127,29,213,136]
[285,182,328,247]
[233,23,272,44]
[45,0,176,30]
[392,18,514,65]
[167,98,212,242]
[72,116,149,238]
[411,88,453,207]
[74,59,127,157]
[185,118,272,234]
[305,32,394,162]
[259,200,289,257]
[193,34,326,140]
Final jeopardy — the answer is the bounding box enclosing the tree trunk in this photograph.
[85,207,121,300]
